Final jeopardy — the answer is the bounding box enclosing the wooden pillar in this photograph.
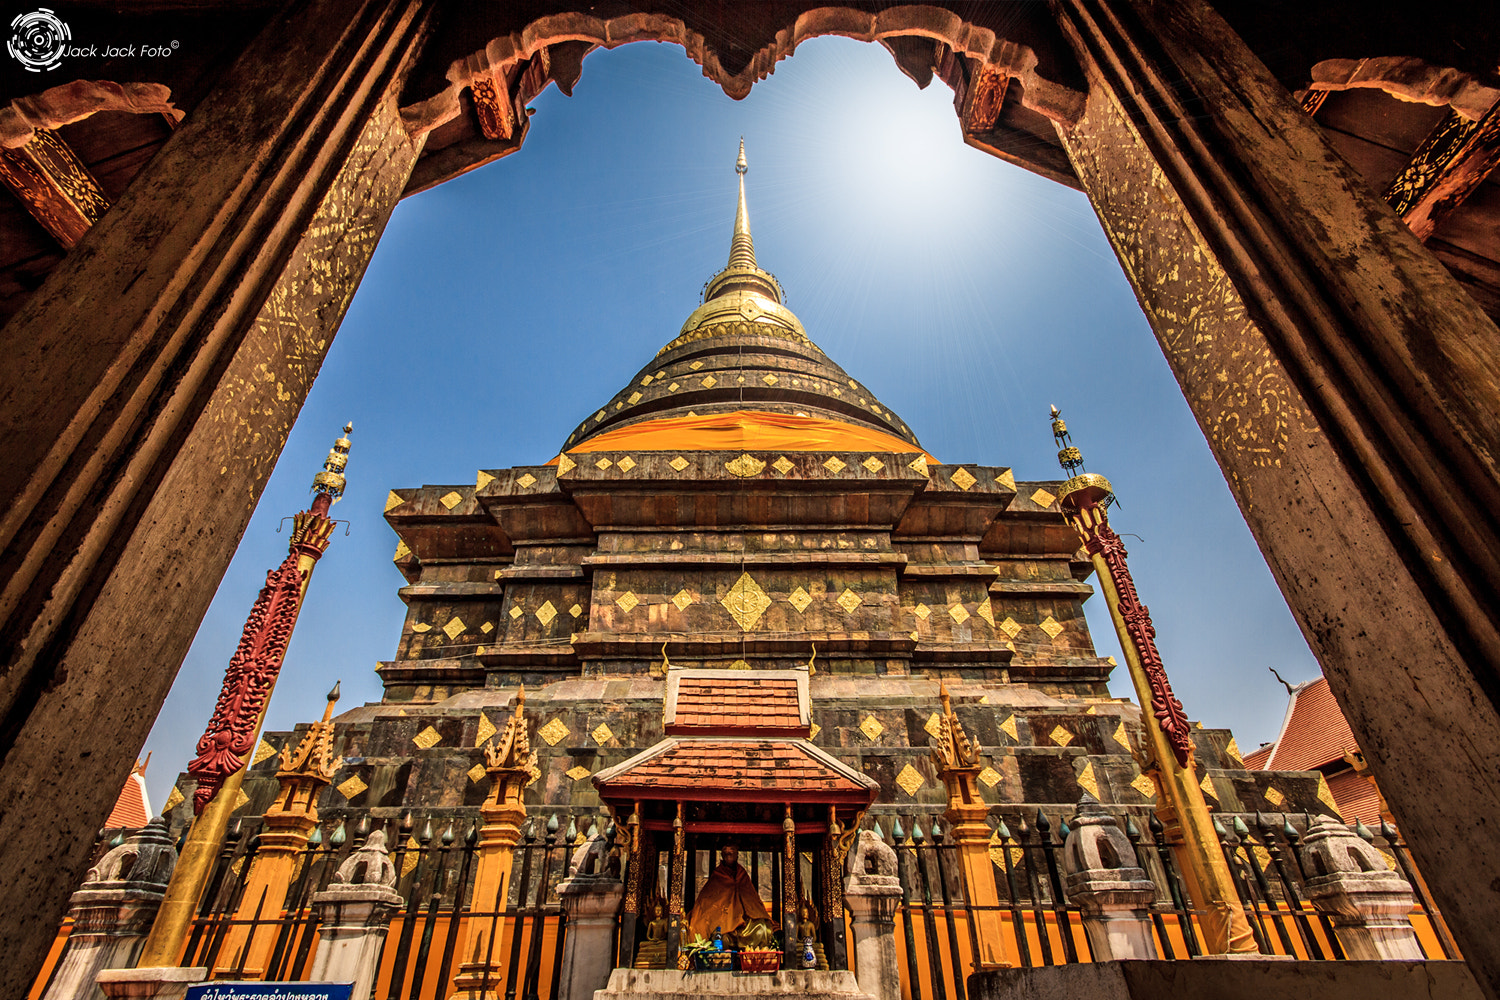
[1048,0,1500,990]
[782,805,797,967]
[618,804,643,969]
[666,803,686,969]
[0,0,428,991]
[821,807,852,971]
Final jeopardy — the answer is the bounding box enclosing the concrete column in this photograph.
[1062,797,1158,961]
[843,831,902,1000]
[1049,0,1500,988]
[40,819,176,1000]
[555,874,625,1000]
[1301,816,1425,961]
[308,830,404,1000]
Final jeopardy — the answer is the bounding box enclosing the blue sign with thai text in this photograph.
[186,984,354,1000]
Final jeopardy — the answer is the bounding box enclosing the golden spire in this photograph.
[729,137,755,270]
[312,422,353,503]
[703,140,782,305]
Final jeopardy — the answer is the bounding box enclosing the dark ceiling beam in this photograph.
[0,129,109,249]
[1385,100,1500,241]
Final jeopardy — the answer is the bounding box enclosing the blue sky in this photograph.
[138,38,1320,810]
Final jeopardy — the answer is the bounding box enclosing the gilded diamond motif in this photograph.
[823,456,847,474]
[385,490,404,512]
[467,764,487,784]
[772,456,794,475]
[1113,721,1131,752]
[1049,726,1073,747]
[690,361,703,370]
[617,456,637,472]
[480,621,494,634]
[1201,773,1218,800]
[628,392,642,404]
[163,787,185,813]
[394,540,411,561]
[728,659,750,670]
[595,457,612,470]
[616,591,640,613]
[475,712,497,747]
[862,457,884,473]
[1131,773,1156,799]
[860,716,885,741]
[762,373,778,385]
[725,454,766,477]
[976,599,995,626]
[837,588,861,614]
[995,469,1016,490]
[1316,776,1339,813]
[788,586,812,613]
[535,601,558,626]
[337,775,368,800]
[722,572,772,631]
[924,713,944,739]
[999,617,1022,638]
[948,603,970,624]
[669,382,680,392]
[439,491,463,509]
[253,739,277,765]
[413,727,442,750]
[896,764,924,797]
[669,456,689,472]
[1000,715,1019,741]
[569,604,583,618]
[517,473,537,488]
[509,606,523,620]
[567,765,591,781]
[443,617,466,640]
[1226,737,1244,766]
[914,603,930,620]
[908,456,929,475]
[411,622,431,632]
[1039,616,1064,639]
[950,467,977,491]
[557,454,576,475]
[701,375,717,388]
[539,719,570,746]
[809,723,821,740]
[1076,761,1100,799]
[670,589,693,612]
[1030,488,1057,508]
[476,470,495,490]
[592,722,614,745]
[1264,785,1285,807]
[979,766,1002,789]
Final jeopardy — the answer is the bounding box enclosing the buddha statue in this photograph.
[687,843,771,943]
[634,897,670,969]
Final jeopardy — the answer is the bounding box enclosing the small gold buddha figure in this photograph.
[646,897,669,941]
[687,843,771,943]
[634,896,671,969]
[797,898,819,941]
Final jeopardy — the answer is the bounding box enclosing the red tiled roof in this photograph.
[1265,677,1360,772]
[1241,744,1273,770]
[595,738,876,802]
[670,676,803,735]
[1326,768,1383,827]
[105,770,151,829]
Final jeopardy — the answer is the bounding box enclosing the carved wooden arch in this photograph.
[1309,56,1500,121]
[0,79,182,148]
[401,4,1086,140]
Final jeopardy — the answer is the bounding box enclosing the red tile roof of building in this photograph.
[1325,768,1382,827]
[594,738,877,803]
[1263,677,1359,772]
[1242,744,1273,770]
[104,765,151,829]
[669,676,804,735]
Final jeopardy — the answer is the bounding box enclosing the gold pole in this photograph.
[1049,408,1255,955]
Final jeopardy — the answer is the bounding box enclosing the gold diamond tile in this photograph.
[725,454,766,477]
[476,470,496,490]
[831,387,842,396]
[475,712,497,747]
[539,718,569,746]
[1000,715,1018,741]
[979,766,1002,789]
[1226,737,1244,767]
[762,373,778,385]
[837,588,861,614]
[1039,616,1064,639]
[948,603,970,624]
[701,375,717,388]
[924,713,943,739]
[411,621,432,632]
[1049,726,1073,747]
[163,787,185,813]
[772,456,794,475]
[689,361,703,370]
[995,469,1016,490]
[670,589,693,612]
[669,455,689,472]
[1264,785,1285,807]
[557,454,576,475]
[628,392,643,404]
[862,457,884,473]
[385,490,405,512]
[480,621,494,634]
[1077,761,1100,799]
[1201,773,1218,800]
[979,695,989,704]
[999,617,1021,638]
[1030,488,1057,508]
[567,765,591,781]
[910,631,920,640]
[641,375,653,386]
[475,645,485,656]
[896,764,924,797]
[595,457,612,471]
[616,401,624,410]
[592,722,614,745]
[616,591,640,613]
[413,726,442,750]
[1113,721,1132,752]
[394,540,411,562]
[976,599,995,626]
[950,467,977,491]
[728,659,750,670]
[788,586,812,613]
[1316,776,1339,813]
[535,601,558,626]
[401,838,421,877]
[443,616,466,640]
[569,603,583,618]
[656,370,666,379]
[1131,773,1156,799]
[668,382,680,392]
[439,490,464,509]
[509,605,523,620]
[848,379,858,389]
[823,456,847,474]
[232,789,251,812]
[517,473,538,489]
[908,456,929,476]
[467,763,487,783]
[914,603,931,620]
[722,572,772,631]
[617,456,637,472]
[596,410,606,422]
[336,773,368,800]
[253,739,277,765]
[860,715,885,741]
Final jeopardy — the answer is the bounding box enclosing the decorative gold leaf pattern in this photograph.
[788,586,812,613]
[896,764,924,797]
[253,739,277,765]
[728,659,750,670]
[616,591,639,613]
[1264,785,1285,807]
[723,573,772,631]
[1030,488,1057,508]
[772,456,794,475]
[837,588,861,614]
[393,540,411,561]
[995,469,1016,490]
[1226,737,1244,767]
[950,468,977,491]
[725,454,766,477]
[476,470,495,490]
[569,604,583,618]
[809,723,821,739]
[1076,761,1100,799]
[862,457,884,473]
[924,713,944,739]
[385,491,405,512]
[979,767,1002,789]
[592,722,614,745]
[1049,726,1073,747]
[860,716,885,741]
[628,392,643,404]
[1000,715,1019,741]
[762,373,778,385]
[475,712,497,747]
[823,456,847,474]
[914,603,931,620]
[539,719,570,746]
[517,473,537,489]
[413,726,442,749]
[617,456,637,472]
[908,456,929,476]
[163,787,185,813]
[669,455,689,472]
[337,774,368,800]
[689,361,703,370]
[481,621,494,634]
[411,621,431,632]
[567,765,591,781]
[998,616,1022,637]
[948,603,970,624]
[671,589,693,611]
[509,606,523,620]
[701,375,717,388]
[1131,773,1156,799]
[468,763,487,783]
[1316,776,1339,813]
[443,617,466,640]
[535,601,558,626]
[233,789,252,812]
[976,599,995,626]
[1201,773,1218,800]
[439,491,463,509]
[1039,616,1064,639]
[557,454,576,475]
[595,457,612,470]
[1113,721,1132,752]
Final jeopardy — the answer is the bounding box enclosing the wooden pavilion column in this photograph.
[1047,0,1500,993]
[781,806,797,968]
[0,0,429,991]
[666,803,686,969]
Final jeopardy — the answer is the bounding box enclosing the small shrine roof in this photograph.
[593,737,877,804]
[1257,676,1359,773]
[105,762,151,829]
[664,668,808,736]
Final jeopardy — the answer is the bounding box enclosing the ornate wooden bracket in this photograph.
[0,128,108,248]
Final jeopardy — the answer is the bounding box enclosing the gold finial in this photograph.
[322,680,341,723]
[1050,406,1114,508]
[730,140,754,258]
[312,421,353,502]
[485,686,536,772]
[736,136,747,175]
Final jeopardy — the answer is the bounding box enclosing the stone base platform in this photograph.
[968,960,1483,1000]
[594,968,876,1000]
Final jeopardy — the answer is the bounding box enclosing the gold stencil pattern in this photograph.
[163,787,185,813]
[509,606,523,620]
[837,588,861,614]
[443,617,466,640]
[669,456,689,472]
[1316,776,1339,813]
[1264,785,1285,807]
[671,589,693,611]
[999,617,1022,638]
[476,470,495,490]
[948,603,970,624]
[394,540,411,561]
[723,572,772,631]
[628,392,642,404]
[253,739,277,765]
[411,621,431,633]
[567,765,591,781]
[1113,721,1132,752]
[860,716,885,741]
[616,592,640,613]
[1131,773,1156,799]
[976,599,995,626]
[1039,616,1064,639]
[536,601,558,626]
[862,457,884,473]
[475,712,497,747]
[413,726,442,749]
[1077,761,1100,799]
[517,473,537,489]
[1226,737,1244,767]
[569,604,583,618]
[1000,715,1019,741]
[467,763,487,783]
[557,454,576,475]
[337,775,368,799]
[1200,773,1218,800]
[701,375,717,388]
[950,468,977,491]
[592,722,615,745]
[979,766,1002,789]
[480,621,494,634]
[726,454,766,477]
[539,719,569,746]
[617,456,637,472]
[924,713,944,739]
[809,723,821,740]
[595,457,613,470]
[439,491,463,510]
[823,456,847,474]
[908,456,929,476]
[1030,488,1057,508]
[772,456,794,475]
[914,603,931,620]
[1049,726,1073,747]
[788,586,812,613]
[762,373,778,385]
[995,469,1016,490]
[896,764,924,797]
[385,491,404,512]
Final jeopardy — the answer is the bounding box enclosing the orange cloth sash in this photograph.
[557,410,936,462]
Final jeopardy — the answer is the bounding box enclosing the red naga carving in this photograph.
[1084,518,1195,769]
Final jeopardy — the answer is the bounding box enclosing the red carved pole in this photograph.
[1050,407,1255,955]
[139,424,352,968]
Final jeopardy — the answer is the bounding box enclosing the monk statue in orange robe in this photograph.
[687,844,771,943]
